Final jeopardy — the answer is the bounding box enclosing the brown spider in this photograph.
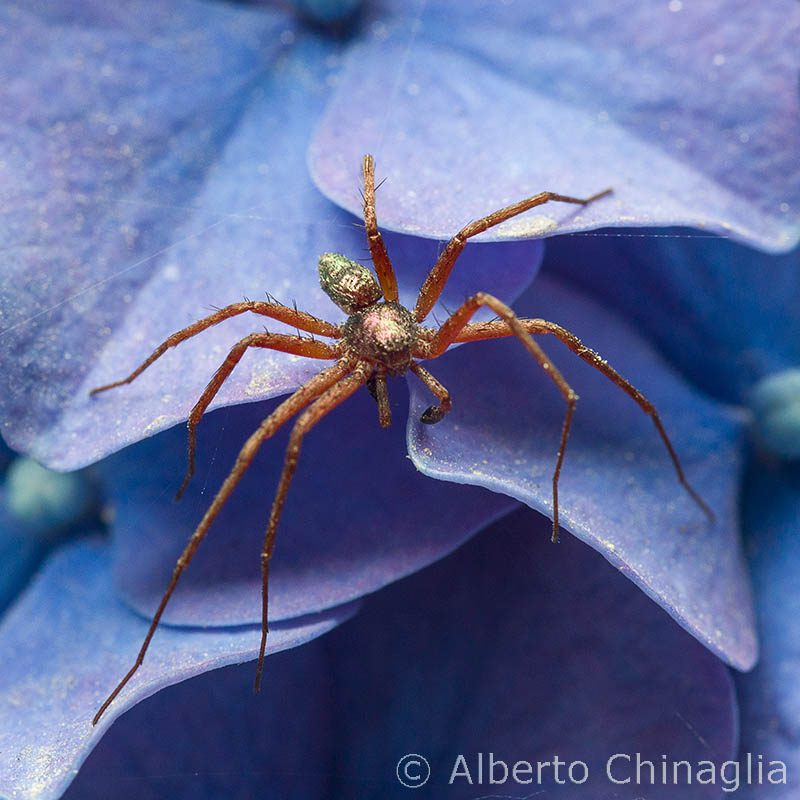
[89,155,712,725]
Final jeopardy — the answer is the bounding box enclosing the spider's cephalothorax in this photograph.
[342,300,417,377]
[89,154,713,725]
[319,252,418,377]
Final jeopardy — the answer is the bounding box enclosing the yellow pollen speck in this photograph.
[143,415,171,436]
[495,215,558,237]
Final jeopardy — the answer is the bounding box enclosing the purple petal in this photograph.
[735,460,800,798]
[65,511,736,799]
[408,276,755,669]
[98,385,516,625]
[65,653,336,800]
[547,233,800,406]
[0,2,317,467]
[0,1,300,459]
[0,538,357,800]
[311,2,800,251]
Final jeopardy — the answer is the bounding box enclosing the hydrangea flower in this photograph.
[0,1,798,798]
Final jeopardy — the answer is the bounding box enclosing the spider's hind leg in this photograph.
[254,360,372,690]
[92,357,355,726]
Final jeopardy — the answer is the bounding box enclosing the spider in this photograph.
[90,155,712,725]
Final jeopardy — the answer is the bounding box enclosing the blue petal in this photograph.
[735,459,800,798]
[66,654,337,799]
[311,2,800,250]
[63,511,737,799]
[547,233,800,406]
[0,538,357,800]
[97,385,516,625]
[408,276,755,669]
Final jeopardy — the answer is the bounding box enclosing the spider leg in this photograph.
[413,188,611,323]
[362,155,399,302]
[91,356,356,726]
[176,333,341,500]
[451,318,714,522]
[366,364,392,428]
[417,292,579,543]
[409,361,452,424]
[89,300,341,395]
[254,359,372,690]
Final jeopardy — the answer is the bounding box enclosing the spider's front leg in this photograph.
[89,300,340,395]
[413,187,611,322]
[362,154,398,302]
[416,292,576,543]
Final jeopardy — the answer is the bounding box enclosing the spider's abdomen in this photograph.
[343,301,418,376]
[319,252,382,314]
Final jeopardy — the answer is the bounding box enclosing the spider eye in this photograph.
[319,252,382,314]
